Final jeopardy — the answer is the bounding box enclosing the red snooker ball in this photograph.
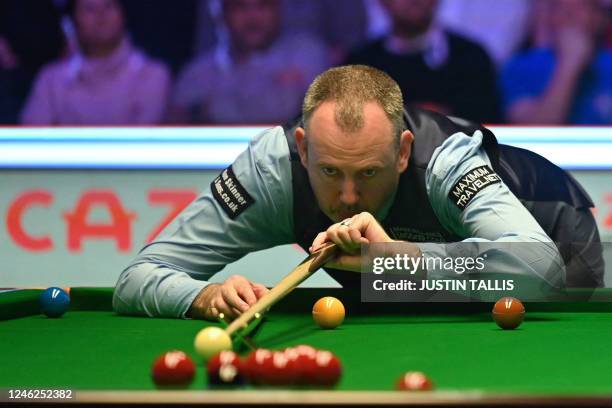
[245,348,273,385]
[207,351,246,387]
[311,350,342,387]
[395,371,433,391]
[259,351,294,386]
[285,345,318,385]
[283,347,311,385]
[292,344,317,357]
[492,297,525,330]
[151,350,195,388]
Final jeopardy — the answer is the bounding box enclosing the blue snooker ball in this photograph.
[40,287,70,318]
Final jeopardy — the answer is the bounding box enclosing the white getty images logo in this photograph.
[52,289,61,299]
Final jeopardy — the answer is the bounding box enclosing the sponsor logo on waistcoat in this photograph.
[449,165,501,210]
[388,226,446,243]
[211,166,255,219]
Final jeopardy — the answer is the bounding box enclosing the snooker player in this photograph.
[113,65,603,320]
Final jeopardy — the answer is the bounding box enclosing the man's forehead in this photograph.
[307,101,395,141]
[304,102,397,163]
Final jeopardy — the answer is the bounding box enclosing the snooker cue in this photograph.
[218,312,257,351]
[225,242,338,337]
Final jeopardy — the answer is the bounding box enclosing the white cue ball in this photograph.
[194,327,232,360]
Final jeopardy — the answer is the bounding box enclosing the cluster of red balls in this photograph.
[151,345,342,388]
[210,345,342,387]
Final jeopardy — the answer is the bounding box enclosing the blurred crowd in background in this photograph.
[2,0,612,126]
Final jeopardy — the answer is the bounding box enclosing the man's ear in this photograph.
[397,130,414,173]
[295,127,308,168]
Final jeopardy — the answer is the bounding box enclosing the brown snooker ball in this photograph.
[312,296,345,329]
[492,297,525,330]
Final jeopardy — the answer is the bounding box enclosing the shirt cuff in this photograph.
[175,279,211,319]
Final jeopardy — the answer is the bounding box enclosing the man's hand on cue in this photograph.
[309,212,395,271]
[187,275,269,321]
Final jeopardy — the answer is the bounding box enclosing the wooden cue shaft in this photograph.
[225,242,337,336]
[219,313,257,350]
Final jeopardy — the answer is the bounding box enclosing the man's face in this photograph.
[549,0,602,38]
[382,0,438,36]
[224,0,280,52]
[74,0,124,50]
[295,101,413,223]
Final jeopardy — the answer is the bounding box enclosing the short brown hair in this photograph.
[302,65,405,145]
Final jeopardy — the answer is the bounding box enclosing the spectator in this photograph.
[0,0,64,124]
[278,0,368,64]
[437,0,531,66]
[172,0,330,124]
[21,0,170,125]
[502,0,612,124]
[345,0,500,123]
[193,0,389,63]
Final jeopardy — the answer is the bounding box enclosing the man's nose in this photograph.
[340,178,359,205]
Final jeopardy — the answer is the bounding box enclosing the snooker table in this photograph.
[3,287,612,407]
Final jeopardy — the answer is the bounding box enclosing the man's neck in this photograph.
[228,38,277,64]
[82,40,122,59]
[229,46,254,64]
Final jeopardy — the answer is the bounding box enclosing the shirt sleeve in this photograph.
[418,131,565,293]
[112,126,295,318]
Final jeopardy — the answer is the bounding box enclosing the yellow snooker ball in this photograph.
[312,296,345,329]
[194,327,232,360]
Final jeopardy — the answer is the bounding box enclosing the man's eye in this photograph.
[321,167,337,176]
[362,169,377,177]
